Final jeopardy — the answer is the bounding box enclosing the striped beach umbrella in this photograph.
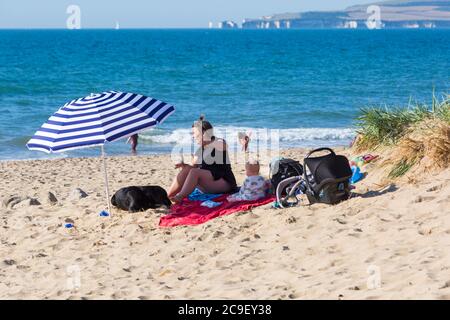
[26,91,175,214]
[27,91,174,153]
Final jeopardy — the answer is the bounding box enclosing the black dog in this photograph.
[111,186,171,212]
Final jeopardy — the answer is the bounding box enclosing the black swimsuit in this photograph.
[196,139,237,193]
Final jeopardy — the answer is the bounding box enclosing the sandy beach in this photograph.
[1,147,449,300]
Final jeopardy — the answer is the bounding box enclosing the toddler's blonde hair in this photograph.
[245,157,260,175]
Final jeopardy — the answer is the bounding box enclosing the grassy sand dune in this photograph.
[354,94,449,181]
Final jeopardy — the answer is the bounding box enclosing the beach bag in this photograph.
[303,148,352,205]
[269,158,304,195]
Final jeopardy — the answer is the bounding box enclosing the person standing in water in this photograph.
[127,134,139,154]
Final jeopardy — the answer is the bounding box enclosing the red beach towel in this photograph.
[159,195,275,227]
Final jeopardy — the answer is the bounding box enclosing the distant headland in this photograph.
[213,0,450,29]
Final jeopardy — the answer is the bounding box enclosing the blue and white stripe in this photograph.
[26,91,175,153]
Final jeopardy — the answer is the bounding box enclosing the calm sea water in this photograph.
[0,29,449,160]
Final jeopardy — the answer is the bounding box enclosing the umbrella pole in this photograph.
[101,145,112,215]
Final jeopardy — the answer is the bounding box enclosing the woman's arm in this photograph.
[212,138,227,151]
[174,152,199,169]
[190,148,203,167]
[191,154,200,167]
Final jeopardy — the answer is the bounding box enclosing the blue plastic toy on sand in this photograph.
[99,210,110,217]
[64,223,74,229]
[350,166,364,184]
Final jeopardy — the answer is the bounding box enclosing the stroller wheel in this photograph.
[279,194,300,208]
[276,176,305,208]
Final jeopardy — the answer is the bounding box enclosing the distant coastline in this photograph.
[215,0,450,29]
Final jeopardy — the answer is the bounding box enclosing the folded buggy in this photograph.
[273,148,353,208]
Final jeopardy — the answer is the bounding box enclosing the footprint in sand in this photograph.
[286,216,297,224]
[169,250,184,259]
[426,184,443,192]
[212,231,224,238]
[413,196,436,203]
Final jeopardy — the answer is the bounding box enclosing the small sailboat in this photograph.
[115,21,120,30]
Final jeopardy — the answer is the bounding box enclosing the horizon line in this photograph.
[1,27,449,31]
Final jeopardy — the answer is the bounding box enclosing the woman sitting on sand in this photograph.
[168,116,237,203]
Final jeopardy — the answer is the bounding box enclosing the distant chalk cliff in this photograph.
[237,0,450,29]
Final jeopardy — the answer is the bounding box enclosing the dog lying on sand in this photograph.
[111,186,171,212]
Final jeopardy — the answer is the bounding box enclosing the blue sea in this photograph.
[0,29,449,160]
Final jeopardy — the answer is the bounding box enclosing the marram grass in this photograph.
[355,94,449,150]
[388,159,414,179]
[354,93,450,178]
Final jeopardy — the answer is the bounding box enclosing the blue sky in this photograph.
[0,0,373,28]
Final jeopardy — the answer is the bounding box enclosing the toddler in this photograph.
[227,158,269,202]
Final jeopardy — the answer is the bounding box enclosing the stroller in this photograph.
[274,148,353,208]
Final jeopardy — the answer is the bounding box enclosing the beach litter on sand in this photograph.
[99,210,110,217]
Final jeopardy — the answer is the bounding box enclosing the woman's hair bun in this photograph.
[192,114,213,133]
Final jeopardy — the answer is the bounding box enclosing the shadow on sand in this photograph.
[353,183,398,199]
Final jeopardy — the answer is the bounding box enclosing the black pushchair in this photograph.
[275,148,353,207]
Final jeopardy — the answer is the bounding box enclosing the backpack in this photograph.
[269,158,304,195]
[303,148,353,205]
